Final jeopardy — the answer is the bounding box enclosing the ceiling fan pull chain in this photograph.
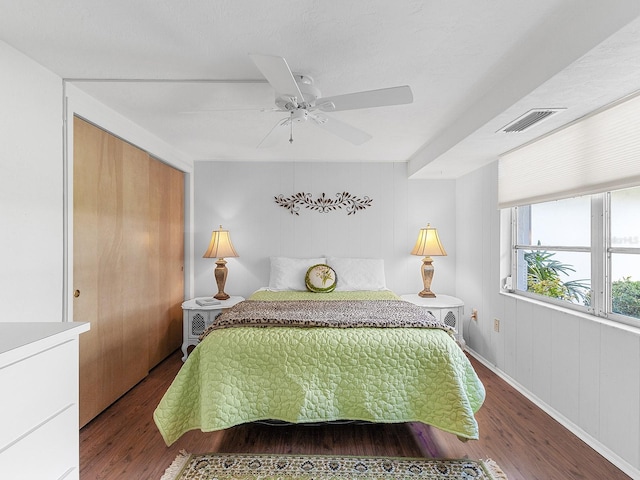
[289,111,294,144]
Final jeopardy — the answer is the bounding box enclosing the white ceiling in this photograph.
[2,0,640,178]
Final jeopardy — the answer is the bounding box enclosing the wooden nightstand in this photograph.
[181,296,244,361]
[400,294,465,348]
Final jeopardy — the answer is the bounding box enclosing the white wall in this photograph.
[0,39,194,324]
[456,161,640,478]
[193,161,456,299]
[0,40,63,321]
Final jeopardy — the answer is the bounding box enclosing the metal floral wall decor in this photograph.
[274,192,373,215]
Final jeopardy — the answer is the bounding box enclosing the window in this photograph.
[511,186,640,325]
[499,91,640,325]
[609,186,640,320]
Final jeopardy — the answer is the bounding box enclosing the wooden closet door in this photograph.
[74,117,151,427]
[148,157,184,368]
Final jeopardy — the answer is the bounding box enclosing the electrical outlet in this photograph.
[493,318,500,332]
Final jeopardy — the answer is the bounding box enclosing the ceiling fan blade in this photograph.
[180,107,278,113]
[249,54,304,104]
[257,117,291,148]
[310,113,372,145]
[317,85,413,112]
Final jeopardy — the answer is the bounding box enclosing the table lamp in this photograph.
[411,223,447,298]
[203,225,239,300]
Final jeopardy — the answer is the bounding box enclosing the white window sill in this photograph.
[499,290,640,336]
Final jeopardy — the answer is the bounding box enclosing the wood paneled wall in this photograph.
[456,161,640,475]
[193,161,457,299]
[73,117,184,427]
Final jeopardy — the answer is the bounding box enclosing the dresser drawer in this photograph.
[0,405,78,480]
[0,339,77,450]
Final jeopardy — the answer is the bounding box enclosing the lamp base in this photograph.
[418,256,437,298]
[213,258,230,300]
[418,290,436,298]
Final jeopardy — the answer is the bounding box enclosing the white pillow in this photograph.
[326,257,387,291]
[268,256,326,291]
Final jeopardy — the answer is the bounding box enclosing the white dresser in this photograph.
[0,322,89,480]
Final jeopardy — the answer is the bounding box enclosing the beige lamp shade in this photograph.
[411,224,447,257]
[411,224,446,298]
[203,226,239,259]
[203,225,238,300]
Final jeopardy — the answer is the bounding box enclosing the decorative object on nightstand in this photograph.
[411,223,447,298]
[401,293,465,348]
[181,296,244,361]
[203,225,239,300]
[195,298,221,307]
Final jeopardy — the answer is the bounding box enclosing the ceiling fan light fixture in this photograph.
[291,110,309,123]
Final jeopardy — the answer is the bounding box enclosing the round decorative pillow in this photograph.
[305,264,338,293]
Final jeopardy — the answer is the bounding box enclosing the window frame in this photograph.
[510,190,640,327]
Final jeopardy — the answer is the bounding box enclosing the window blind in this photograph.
[498,91,640,209]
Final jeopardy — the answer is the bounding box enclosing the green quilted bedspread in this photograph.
[153,291,485,445]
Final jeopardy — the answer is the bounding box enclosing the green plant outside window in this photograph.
[513,186,640,324]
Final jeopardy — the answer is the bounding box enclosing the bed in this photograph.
[153,257,485,446]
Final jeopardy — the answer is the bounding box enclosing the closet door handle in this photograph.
[74,289,81,298]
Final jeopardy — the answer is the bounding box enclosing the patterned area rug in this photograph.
[161,451,508,479]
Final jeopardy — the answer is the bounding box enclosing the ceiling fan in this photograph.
[249,53,413,147]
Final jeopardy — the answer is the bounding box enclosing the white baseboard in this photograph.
[466,348,639,479]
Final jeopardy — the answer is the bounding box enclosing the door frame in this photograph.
[62,80,195,323]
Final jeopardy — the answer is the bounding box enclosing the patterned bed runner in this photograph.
[201,300,453,340]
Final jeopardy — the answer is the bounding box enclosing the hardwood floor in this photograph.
[79,350,630,480]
